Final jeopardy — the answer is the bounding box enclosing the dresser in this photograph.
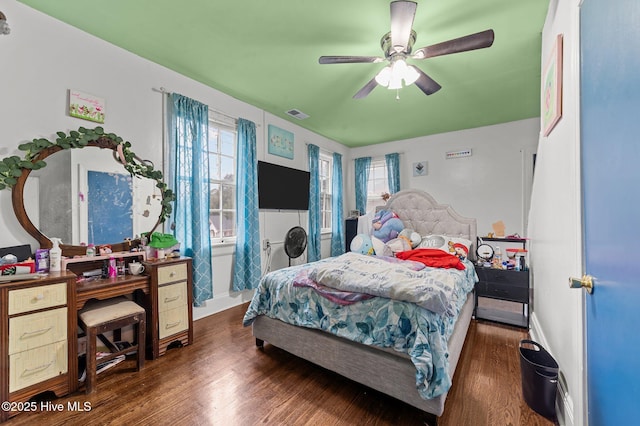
[144,257,193,359]
[0,272,76,422]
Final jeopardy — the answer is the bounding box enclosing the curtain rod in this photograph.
[352,152,405,160]
[153,86,240,124]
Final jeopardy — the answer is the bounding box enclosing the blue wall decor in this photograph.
[267,124,294,159]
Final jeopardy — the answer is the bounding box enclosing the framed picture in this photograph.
[413,161,427,177]
[68,89,105,123]
[267,125,294,159]
[542,34,563,137]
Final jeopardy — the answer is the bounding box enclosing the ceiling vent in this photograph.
[285,109,309,120]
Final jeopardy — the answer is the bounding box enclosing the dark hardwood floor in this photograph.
[5,303,555,425]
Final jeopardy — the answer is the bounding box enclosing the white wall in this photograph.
[527,1,584,425]
[348,118,539,238]
[1,1,541,328]
[0,1,347,319]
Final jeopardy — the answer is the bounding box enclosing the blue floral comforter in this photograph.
[242,255,478,399]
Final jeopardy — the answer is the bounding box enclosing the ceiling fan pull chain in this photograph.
[396,89,400,100]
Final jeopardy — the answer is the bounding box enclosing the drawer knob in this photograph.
[34,294,45,301]
[169,272,176,277]
[164,295,180,303]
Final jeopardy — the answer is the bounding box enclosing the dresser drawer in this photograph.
[158,305,189,339]
[157,263,188,285]
[9,340,68,393]
[476,281,529,303]
[475,268,529,288]
[9,307,67,355]
[158,281,187,313]
[8,282,67,315]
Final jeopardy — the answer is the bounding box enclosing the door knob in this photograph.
[569,275,594,294]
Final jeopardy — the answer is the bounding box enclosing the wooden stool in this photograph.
[78,296,146,394]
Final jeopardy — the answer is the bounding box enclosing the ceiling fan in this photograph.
[319,1,495,99]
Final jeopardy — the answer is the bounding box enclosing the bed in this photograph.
[242,189,477,421]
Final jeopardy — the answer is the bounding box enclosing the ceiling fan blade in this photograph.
[412,29,495,60]
[353,77,379,99]
[413,67,442,95]
[390,1,417,53]
[319,56,383,64]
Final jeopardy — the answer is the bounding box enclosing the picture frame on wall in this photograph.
[413,161,427,177]
[542,34,563,137]
[68,89,106,124]
[267,125,294,159]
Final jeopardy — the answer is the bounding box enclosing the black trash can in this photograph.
[519,340,558,420]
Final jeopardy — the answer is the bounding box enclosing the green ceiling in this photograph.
[18,0,549,147]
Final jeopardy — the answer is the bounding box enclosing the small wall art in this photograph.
[69,89,105,123]
[268,124,294,159]
[413,161,427,177]
[542,34,563,137]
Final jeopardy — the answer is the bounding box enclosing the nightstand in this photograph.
[474,237,529,328]
[474,266,529,328]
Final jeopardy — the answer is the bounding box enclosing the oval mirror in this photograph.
[3,127,174,257]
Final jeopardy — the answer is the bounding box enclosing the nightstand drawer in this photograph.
[475,268,529,288]
[157,263,188,285]
[9,307,67,355]
[158,281,187,312]
[8,282,67,315]
[158,305,188,339]
[9,340,68,393]
[476,281,529,303]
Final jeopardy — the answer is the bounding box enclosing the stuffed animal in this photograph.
[450,242,469,260]
[385,237,412,254]
[350,234,375,255]
[372,210,404,243]
[399,229,421,248]
[385,229,421,254]
[371,236,391,257]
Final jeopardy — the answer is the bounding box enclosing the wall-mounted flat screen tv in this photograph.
[258,161,310,210]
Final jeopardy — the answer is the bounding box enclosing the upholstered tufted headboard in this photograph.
[383,189,477,259]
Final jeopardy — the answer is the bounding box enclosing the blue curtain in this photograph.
[168,93,212,307]
[233,118,261,291]
[307,144,321,262]
[354,157,371,215]
[330,152,344,256]
[385,153,401,194]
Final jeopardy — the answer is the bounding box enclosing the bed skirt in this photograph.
[252,291,475,417]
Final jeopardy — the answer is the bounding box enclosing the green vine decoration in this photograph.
[0,126,175,225]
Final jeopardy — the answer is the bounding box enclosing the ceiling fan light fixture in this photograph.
[403,64,420,85]
[388,75,403,90]
[375,66,392,86]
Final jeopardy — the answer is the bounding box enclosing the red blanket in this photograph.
[395,248,466,270]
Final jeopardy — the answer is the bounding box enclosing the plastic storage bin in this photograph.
[519,340,558,420]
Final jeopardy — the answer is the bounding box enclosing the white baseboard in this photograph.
[192,289,254,321]
[529,312,575,426]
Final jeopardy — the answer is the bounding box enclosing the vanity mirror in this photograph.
[1,127,174,257]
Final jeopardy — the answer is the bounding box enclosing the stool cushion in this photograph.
[79,296,145,327]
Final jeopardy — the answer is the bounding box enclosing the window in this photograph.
[208,121,236,241]
[319,154,332,230]
[366,159,390,213]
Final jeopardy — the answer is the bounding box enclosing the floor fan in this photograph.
[284,226,307,266]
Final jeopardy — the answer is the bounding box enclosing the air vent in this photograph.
[285,109,310,120]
